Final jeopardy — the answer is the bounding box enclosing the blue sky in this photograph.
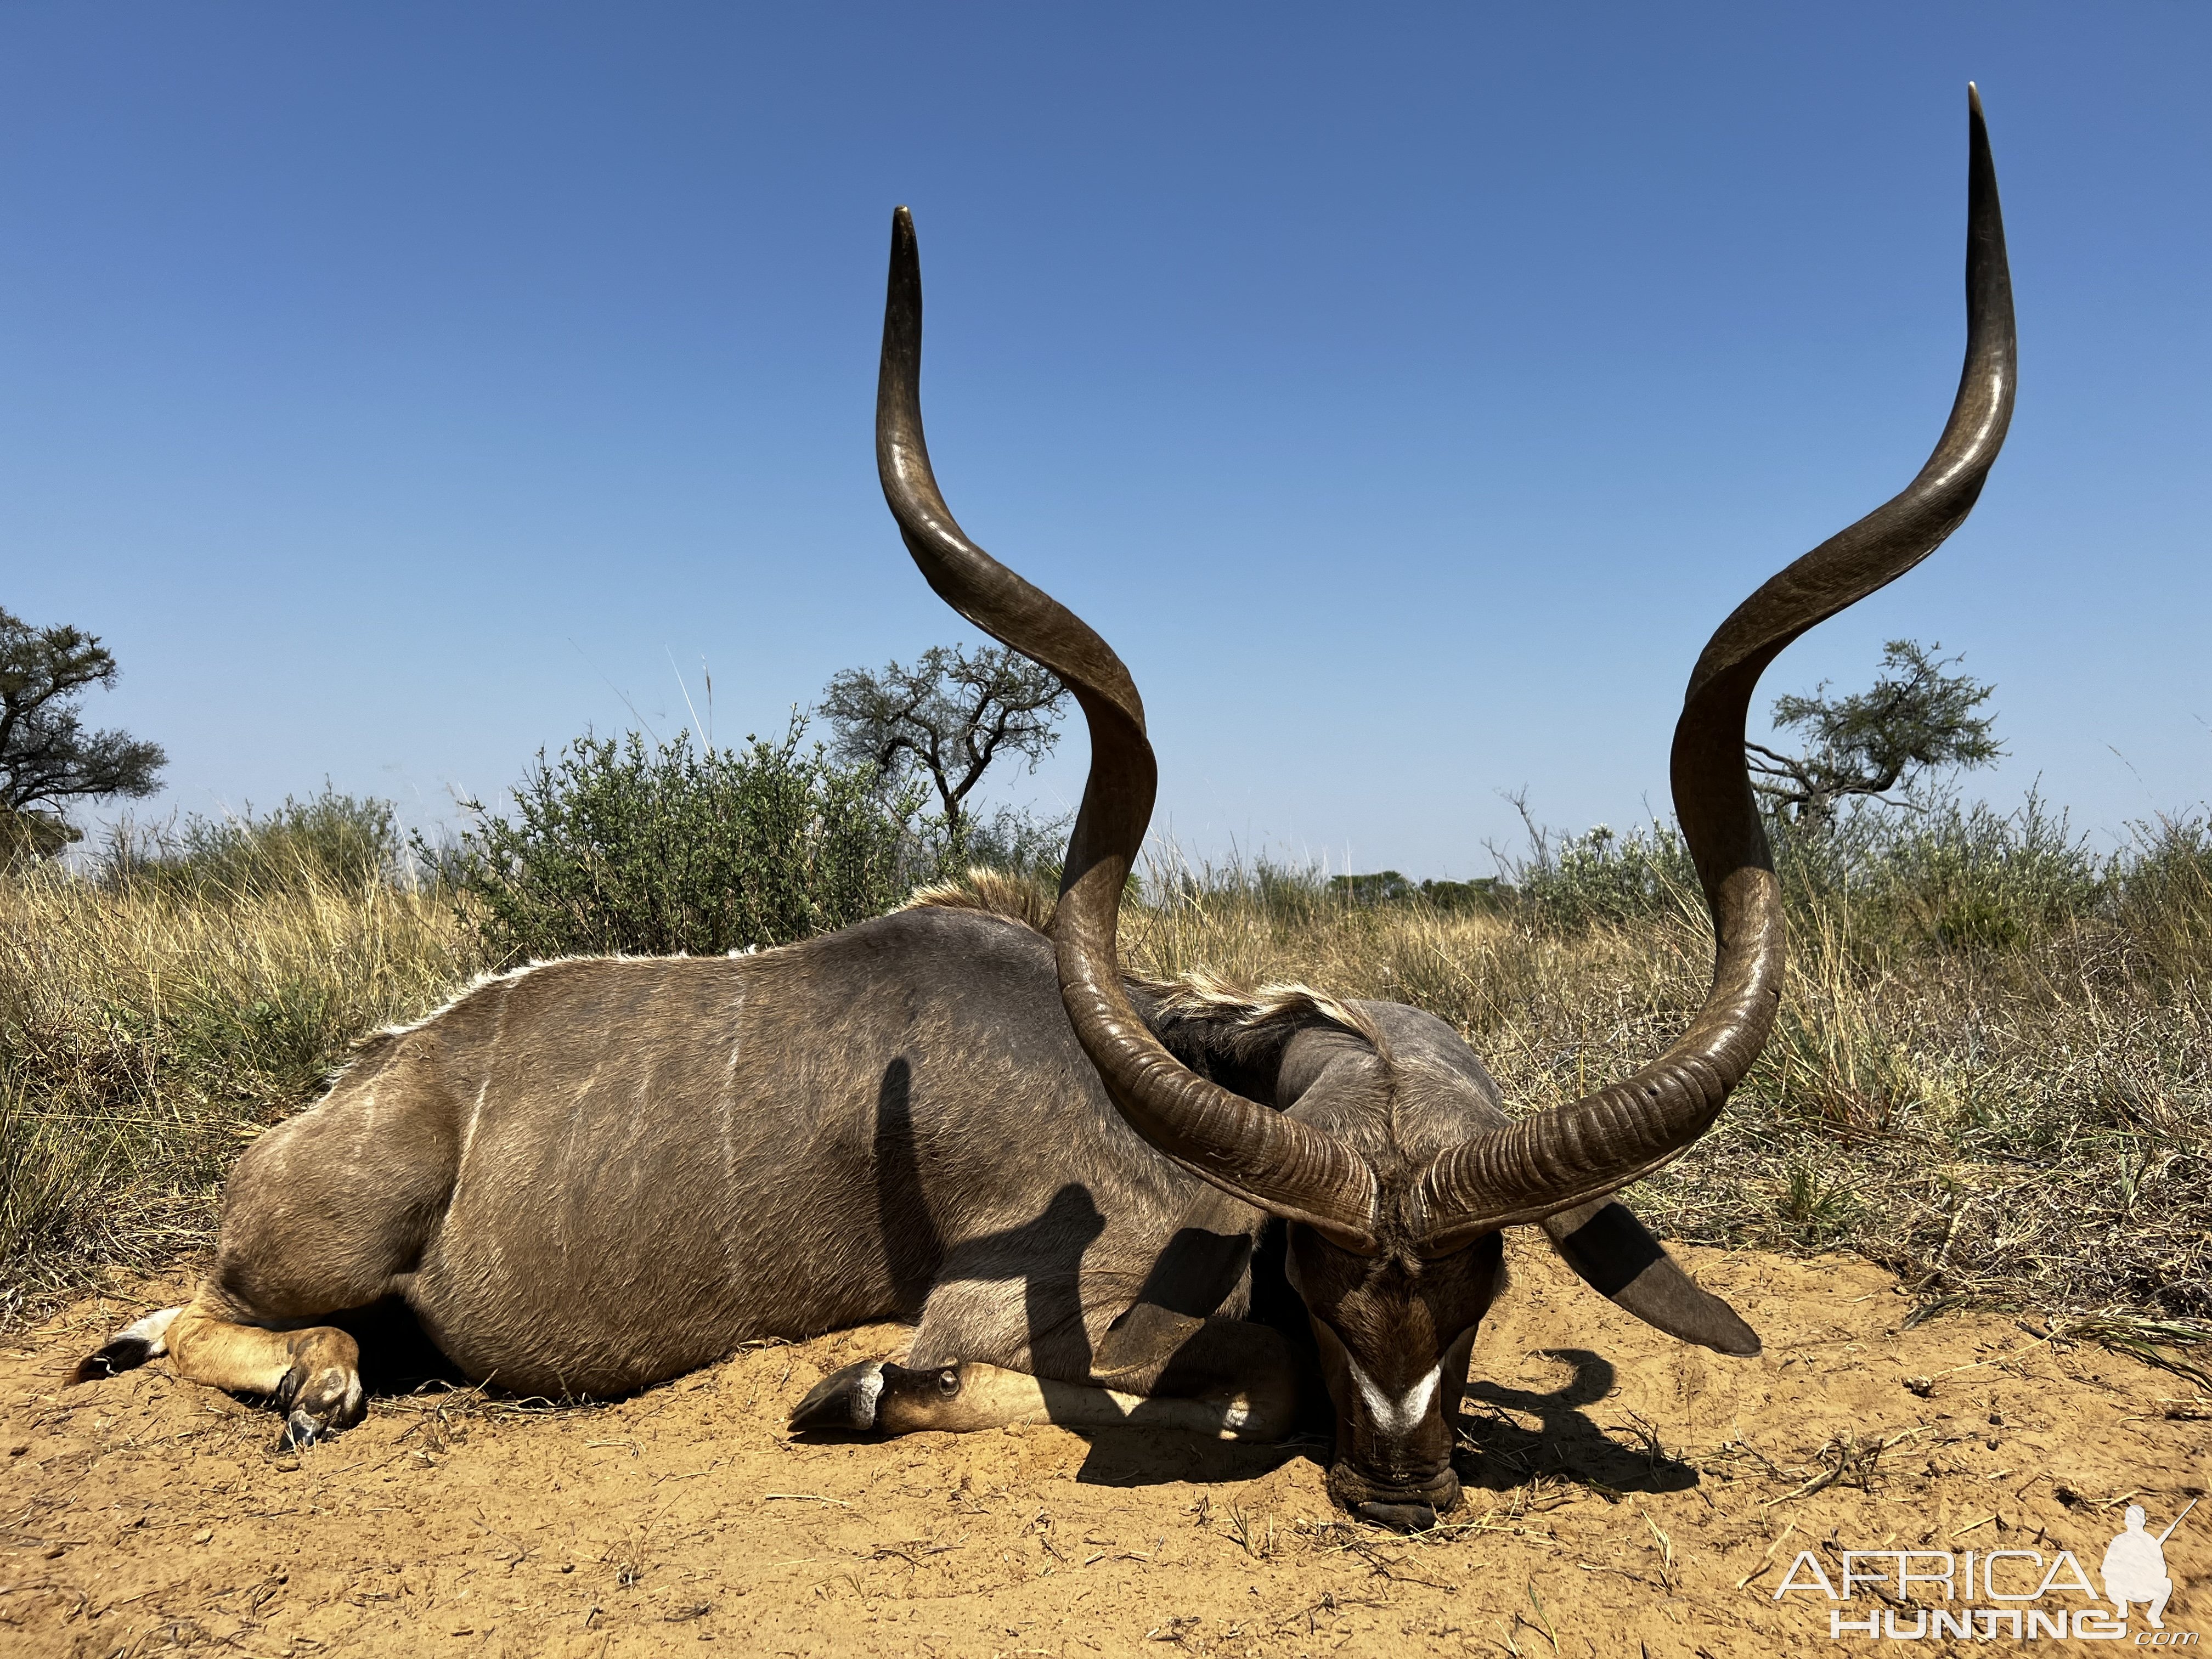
[4,3,2205,876]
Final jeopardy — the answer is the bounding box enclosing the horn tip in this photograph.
[1967,82,1984,116]
[889,206,919,271]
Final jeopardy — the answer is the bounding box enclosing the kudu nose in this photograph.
[1355,1500,1437,1532]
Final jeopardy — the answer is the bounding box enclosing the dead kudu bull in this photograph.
[80,93,2013,1530]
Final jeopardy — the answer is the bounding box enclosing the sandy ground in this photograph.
[3,1239,2206,1657]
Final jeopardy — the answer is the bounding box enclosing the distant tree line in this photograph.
[13,602,2024,962]
[1329,639,2003,916]
[1328,871,1504,913]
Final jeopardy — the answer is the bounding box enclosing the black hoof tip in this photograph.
[71,1338,150,1384]
[1355,1501,1438,1532]
[788,1361,884,1434]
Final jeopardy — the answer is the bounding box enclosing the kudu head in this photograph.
[875,88,2013,1527]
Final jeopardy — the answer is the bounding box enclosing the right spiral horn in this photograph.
[1410,84,2016,1256]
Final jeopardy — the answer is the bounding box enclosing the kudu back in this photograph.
[77,91,2013,1531]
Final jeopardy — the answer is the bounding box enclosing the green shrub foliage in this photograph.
[449,724,923,962]
[115,789,402,896]
[1328,871,1505,913]
[1502,791,2109,955]
[94,788,402,899]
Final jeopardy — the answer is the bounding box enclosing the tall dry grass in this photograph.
[0,855,473,1322]
[1127,834,2212,1350]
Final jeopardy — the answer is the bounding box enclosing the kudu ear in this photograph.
[1091,1188,1265,1383]
[1539,1199,1760,1358]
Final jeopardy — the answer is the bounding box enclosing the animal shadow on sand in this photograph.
[815,1058,1700,1498]
[786,1057,1308,1491]
[329,1299,470,1396]
[1454,1349,1699,1495]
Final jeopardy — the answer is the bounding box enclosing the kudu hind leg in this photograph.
[74,1294,366,1446]
[74,1305,185,1380]
[167,1297,365,1445]
[167,1033,453,1440]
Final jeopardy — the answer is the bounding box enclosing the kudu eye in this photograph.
[936,1368,960,1397]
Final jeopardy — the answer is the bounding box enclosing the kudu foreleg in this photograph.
[789,1316,1298,1442]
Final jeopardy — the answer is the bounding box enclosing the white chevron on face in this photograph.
[1346,1356,1440,1438]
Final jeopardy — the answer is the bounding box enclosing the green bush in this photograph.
[1514,820,1702,931]
[1503,792,2109,955]
[1327,871,1505,913]
[1328,870,1418,907]
[1804,792,2104,953]
[946,800,1072,882]
[448,723,924,963]
[102,788,402,897]
[2108,814,2212,985]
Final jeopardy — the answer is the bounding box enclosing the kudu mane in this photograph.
[906,869,1387,1053]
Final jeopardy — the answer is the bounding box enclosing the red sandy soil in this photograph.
[4,1238,2205,1657]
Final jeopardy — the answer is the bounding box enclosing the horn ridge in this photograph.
[876,206,1383,1252]
[1409,86,2016,1254]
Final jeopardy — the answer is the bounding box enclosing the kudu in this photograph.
[78,91,2013,1530]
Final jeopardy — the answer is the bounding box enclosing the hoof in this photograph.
[72,1307,182,1383]
[72,1337,154,1384]
[789,1361,887,1433]
[1355,1500,1438,1532]
[274,1362,364,1447]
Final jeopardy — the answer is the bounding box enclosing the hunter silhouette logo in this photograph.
[2105,1500,2194,1631]
[1770,1498,2198,1642]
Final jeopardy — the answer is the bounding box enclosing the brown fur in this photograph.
[861,1358,1289,1439]
[72,870,1742,1499]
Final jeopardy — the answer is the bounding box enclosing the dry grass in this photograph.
[0,858,475,1321]
[1123,860,2212,1346]
[3,822,2207,1373]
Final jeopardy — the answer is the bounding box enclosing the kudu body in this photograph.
[79,93,2014,1530]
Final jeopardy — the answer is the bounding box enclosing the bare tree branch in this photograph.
[1,607,165,859]
[818,644,1068,845]
[1748,640,2000,830]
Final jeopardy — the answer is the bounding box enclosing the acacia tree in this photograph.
[819,644,1068,850]
[1746,639,1999,829]
[1,607,166,860]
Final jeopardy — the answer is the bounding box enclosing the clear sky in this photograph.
[4,3,2205,877]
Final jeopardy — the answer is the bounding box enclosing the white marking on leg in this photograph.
[853,1365,884,1421]
[1346,1358,1441,1438]
[119,1306,183,1357]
